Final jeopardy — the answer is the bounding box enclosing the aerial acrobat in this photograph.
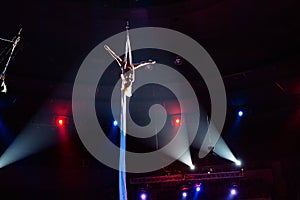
[104,22,156,200]
[0,28,22,93]
[104,23,155,97]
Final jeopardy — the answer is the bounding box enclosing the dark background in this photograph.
[0,0,299,199]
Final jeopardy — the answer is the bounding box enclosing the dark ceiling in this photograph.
[0,0,299,197]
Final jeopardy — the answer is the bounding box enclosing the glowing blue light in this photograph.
[238,111,243,117]
[113,120,118,127]
[230,188,237,195]
[196,186,201,192]
[140,193,147,200]
[182,192,187,198]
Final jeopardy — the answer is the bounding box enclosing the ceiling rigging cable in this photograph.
[0,28,22,93]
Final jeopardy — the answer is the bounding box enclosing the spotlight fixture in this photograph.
[238,110,243,117]
[230,184,238,196]
[140,192,147,200]
[54,116,68,127]
[58,119,63,126]
[138,188,148,200]
[113,120,118,127]
[190,164,195,170]
[194,183,201,192]
[235,159,242,166]
[180,185,189,198]
[171,115,182,126]
[231,188,237,195]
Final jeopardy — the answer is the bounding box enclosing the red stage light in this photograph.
[55,116,68,127]
[58,119,64,126]
[172,115,182,126]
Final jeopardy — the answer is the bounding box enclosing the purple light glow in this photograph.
[231,188,237,195]
[140,193,147,200]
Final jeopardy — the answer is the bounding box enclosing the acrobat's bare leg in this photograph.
[104,45,123,67]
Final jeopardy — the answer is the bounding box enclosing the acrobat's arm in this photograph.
[104,45,123,67]
[133,60,156,70]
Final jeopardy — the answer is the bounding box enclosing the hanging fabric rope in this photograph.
[0,28,22,93]
[104,21,155,200]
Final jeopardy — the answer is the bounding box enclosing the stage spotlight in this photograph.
[194,184,201,192]
[230,188,237,195]
[172,115,181,126]
[113,120,118,127]
[231,188,237,195]
[238,110,243,117]
[181,185,189,198]
[172,116,181,126]
[235,159,242,166]
[55,116,68,127]
[58,119,63,126]
[138,188,148,200]
[230,185,238,196]
[140,192,147,200]
[190,164,195,170]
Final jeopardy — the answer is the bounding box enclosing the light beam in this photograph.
[0,124,57,168]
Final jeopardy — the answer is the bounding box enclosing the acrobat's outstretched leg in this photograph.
[104,45,123,67]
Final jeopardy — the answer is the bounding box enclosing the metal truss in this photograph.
[130,170,243,184]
